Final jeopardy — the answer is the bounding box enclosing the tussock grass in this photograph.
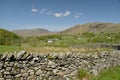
[76,66,120,80]
[25,46,110,54]
[77,68,89,80]
[0,45,112,54]
[90,66,120,80]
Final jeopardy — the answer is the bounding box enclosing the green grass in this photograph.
[0,45,22,53]
[76,66,120,80]
[77,68,88,80]
[90,66,120,80]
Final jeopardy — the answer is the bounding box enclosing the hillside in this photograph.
[12,22,120,37]
[12,28,54,37]
[60,22,120,34]
[0,28,20,45]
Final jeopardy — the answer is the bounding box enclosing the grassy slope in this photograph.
[90,66,120,80]
[0,28,21,45]
[60,22,120,35]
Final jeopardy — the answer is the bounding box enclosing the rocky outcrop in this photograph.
[0,50,120,80]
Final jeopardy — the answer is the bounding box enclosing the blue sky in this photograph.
[0,0,120,31]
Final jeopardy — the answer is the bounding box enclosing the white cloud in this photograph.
[32,8,72,18]
[75,15,80,18]
[32,8,38,13]
[40,9,47,14]
[74,13,83,19]
[54,13,63,18]
[54,11,71,18]
[63,11,71,16]
[46,11,53,15]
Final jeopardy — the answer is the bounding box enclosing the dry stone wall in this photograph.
[0,50,120,80]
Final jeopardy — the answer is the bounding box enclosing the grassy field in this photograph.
[0,45,22,53]
[89,66,120,80]
[76,66,120,80]
[20,32,120,48]
[0,45,113,54]
[0,32,119,53]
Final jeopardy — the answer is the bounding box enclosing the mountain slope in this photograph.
[12,28,53,37]
[12,22,120,37]
[0,28,20,45]
[60,22,120,34]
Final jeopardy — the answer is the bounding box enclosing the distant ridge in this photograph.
[12,22,120,37]
[60,22,120,34]
[12,28,54,37]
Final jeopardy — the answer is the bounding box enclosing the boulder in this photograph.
[1,54,7,61]
[16,50,26,60]
[35,69,42,76]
